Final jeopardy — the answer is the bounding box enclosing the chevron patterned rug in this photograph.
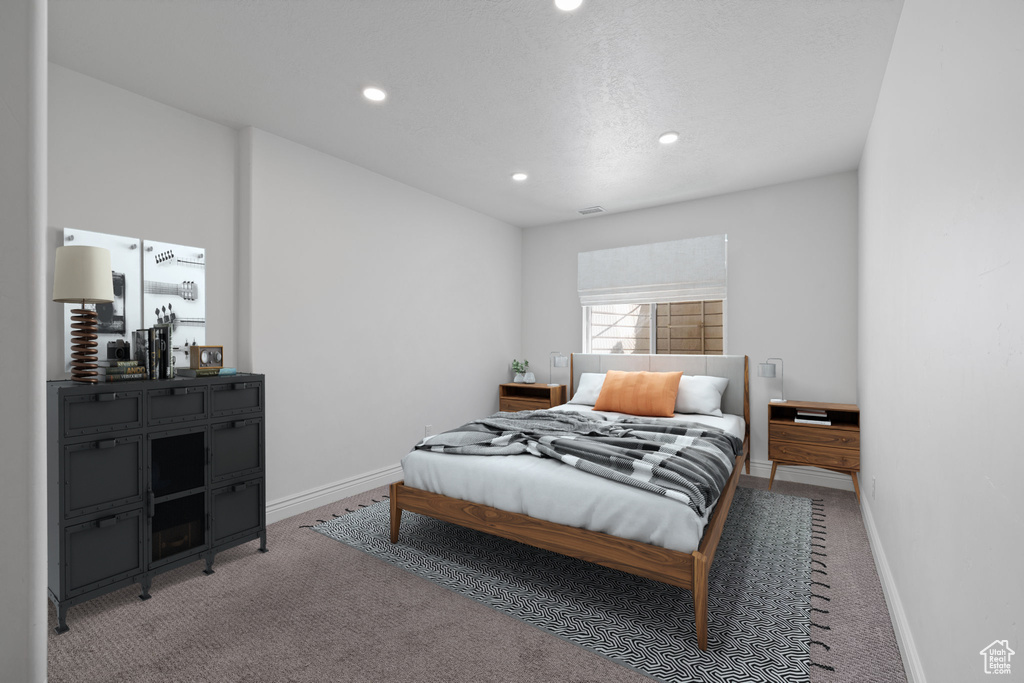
[314,486,811,683]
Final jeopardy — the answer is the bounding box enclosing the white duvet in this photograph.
[401,404,745,553]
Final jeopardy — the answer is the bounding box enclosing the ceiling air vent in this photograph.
[578,206,605,216]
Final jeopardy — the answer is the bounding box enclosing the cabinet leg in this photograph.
[139,576,152,601]
[55,603,69,634]
[851,472,861,501]
[203,554,215,575]
[768,462,779,490]
[258,530,268,553]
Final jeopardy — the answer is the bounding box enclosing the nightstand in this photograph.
[499,383,567,412]
[767,400,861,500]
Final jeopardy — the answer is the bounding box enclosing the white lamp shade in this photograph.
[757,363,777,378]
[52,246,115,304]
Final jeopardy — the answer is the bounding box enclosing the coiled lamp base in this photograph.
[69,308,100,383]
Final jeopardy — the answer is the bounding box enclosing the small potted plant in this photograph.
[511,359,534,384]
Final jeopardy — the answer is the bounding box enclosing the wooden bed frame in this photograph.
[390,354,750,651]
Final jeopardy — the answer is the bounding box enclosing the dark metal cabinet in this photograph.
[47,373,267,633]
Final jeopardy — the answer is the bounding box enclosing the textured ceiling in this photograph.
[49,0,903,228]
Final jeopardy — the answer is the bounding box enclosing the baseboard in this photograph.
[860,496,927,683]
[266,463,403,524]
[746,460,856,492]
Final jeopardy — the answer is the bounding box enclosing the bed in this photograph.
[390,353,750,650]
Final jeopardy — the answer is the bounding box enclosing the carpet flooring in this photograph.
[47,476,907,683]
[315,487,813,683]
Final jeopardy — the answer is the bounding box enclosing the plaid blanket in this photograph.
[414,410,742,517]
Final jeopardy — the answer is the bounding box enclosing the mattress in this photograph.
[401,406,745,553]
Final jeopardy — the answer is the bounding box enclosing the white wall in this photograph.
[243,128,523,516]
[859,1,1024,681]
[47,65,238,378]
[522,172,859,481]
[0,0,47,680]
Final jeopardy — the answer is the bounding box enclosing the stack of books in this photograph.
[175,367,238,378]
[133,325,175,379]
[794,408,831,426]
[96,359,148,382]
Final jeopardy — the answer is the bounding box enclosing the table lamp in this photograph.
[758,357,786,402]
[549,351,568,386]
[53,245,115,383]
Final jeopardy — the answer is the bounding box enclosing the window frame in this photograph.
[583,299,726,355]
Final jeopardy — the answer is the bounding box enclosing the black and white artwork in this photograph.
[61,228,142,374]
[142,239,206,371]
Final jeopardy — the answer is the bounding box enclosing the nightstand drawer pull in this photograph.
[172,387,189,396]
[233,383,248,390]
[233,420,248,428]
[97,516,118,528]
[96,393,117,402]
[231,483,246,493]
[96,439,118,449]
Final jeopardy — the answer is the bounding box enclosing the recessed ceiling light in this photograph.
[555,0,583,11]
[511,172,529,182]
[659,131,680,144]
[362,86,387,102]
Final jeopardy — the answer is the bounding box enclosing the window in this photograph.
[583,300,723,355]
[578,236,727,355]
[586,303,651,354]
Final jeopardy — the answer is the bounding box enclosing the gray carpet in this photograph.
[47,476,907,683]
[316,487,813,683]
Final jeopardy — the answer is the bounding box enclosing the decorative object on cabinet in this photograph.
[499,383,566,412]
[768,400,860,499]
[190,344,224,369]
[47,373,267,633]
[757,357,786,402]
[548,351,568,386]
[52,245,116,383]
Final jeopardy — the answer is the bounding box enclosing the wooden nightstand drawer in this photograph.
[500,398,548,412]
[769,423,860,449]
[769,442,860,470]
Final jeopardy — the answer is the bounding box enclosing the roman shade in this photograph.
[577,235,727,307]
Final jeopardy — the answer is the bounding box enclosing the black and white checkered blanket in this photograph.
[414,410,742,517]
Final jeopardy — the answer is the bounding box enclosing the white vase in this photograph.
[514,372,525,383]
[523,372,535,384]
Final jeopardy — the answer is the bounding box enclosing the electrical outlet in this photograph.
[424,424,433,437]
[871,477,876,500]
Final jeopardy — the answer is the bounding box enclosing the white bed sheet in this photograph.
[401,408,745,553]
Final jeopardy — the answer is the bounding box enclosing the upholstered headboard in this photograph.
[570,353,749,422]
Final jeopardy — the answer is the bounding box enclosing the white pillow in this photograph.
[568,372,606,406]
[675,375,729,417]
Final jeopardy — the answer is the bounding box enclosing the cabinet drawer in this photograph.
[770,423,859,449]
[500,398,549,412]
[64,436,143,518]
[211,381,264,417]
[770,442,860,470]
[64,510,143,598]
[63,390,143,438]
[148,385,208,425]
[210,418,263,482]
[211,478,263,545]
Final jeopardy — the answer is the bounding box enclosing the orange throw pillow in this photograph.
[592,370,683,418]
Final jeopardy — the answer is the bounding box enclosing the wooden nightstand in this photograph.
[499,383,567,412]
[767,400,861,500]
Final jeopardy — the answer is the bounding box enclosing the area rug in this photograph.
[314,486,811,683]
